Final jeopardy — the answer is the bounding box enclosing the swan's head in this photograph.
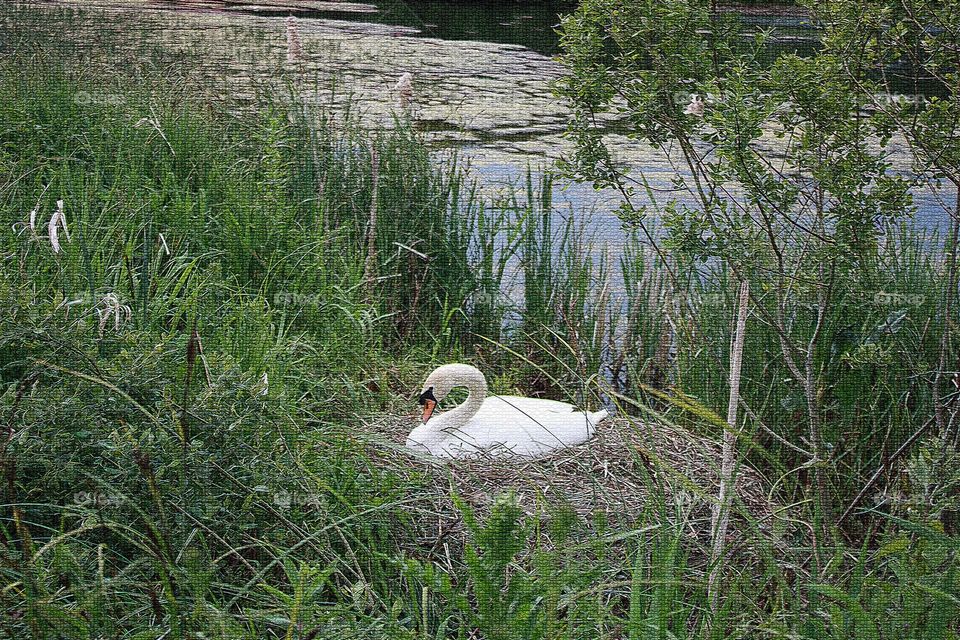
[418,363,484,423]
[418,386,439,424]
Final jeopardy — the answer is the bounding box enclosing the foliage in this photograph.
[555,0,957,555]
[1,1,959,637]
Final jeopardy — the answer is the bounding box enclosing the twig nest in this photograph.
[361,416,784,560]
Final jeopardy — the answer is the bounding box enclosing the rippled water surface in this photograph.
[5,1,955,253]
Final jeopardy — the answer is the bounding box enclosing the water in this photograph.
[9,1,953,242]
[245,0,574,55]
[371,0,572,56]
[313,1,951,240]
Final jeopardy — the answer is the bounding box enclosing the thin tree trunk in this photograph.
[805,344,830,569]
[708,278,750,612]
[805,261,835,573]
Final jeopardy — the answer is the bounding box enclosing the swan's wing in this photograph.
[486,395,579,414]
[463,396,599,456]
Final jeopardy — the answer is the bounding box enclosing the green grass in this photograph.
[0,12,958,639]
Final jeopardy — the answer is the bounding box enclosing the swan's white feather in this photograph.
[406,364,608,459]
[442,397,606,458]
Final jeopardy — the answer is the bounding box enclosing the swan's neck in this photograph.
[407,365,489,455]
[434,369,487,432]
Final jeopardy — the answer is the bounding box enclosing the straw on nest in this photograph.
[358,415,786,566]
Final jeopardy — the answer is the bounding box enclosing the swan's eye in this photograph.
[418,387,436,406]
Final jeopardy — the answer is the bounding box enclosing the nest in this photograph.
[357,415,787,567]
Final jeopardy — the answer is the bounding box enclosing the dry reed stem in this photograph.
[708,278,750,612]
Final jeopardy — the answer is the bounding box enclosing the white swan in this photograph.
[406,363,608,459]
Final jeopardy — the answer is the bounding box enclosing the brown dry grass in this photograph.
[354,415,789,569]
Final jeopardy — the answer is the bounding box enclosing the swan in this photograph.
[406,363,608,459]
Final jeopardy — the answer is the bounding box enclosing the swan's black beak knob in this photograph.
[418,387,437,423]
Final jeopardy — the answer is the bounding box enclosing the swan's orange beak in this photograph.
[421,398,437,423]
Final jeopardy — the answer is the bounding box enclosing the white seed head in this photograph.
[258,372,269,396]
[96,293,132,335]
[47,200,70,253]
[286,16,303,63]
[395,72,413,91]
[48,213,61,253]
[396,73,414,109]
[56,200,70,241]
[683,94,705,117]
[27,184,50,232]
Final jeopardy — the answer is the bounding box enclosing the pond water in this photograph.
[272,0,575,55]
[301,0,951,243]
[6,1,956,255]
[248,0,826,58]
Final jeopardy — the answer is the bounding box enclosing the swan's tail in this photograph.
[588,409,609,434]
